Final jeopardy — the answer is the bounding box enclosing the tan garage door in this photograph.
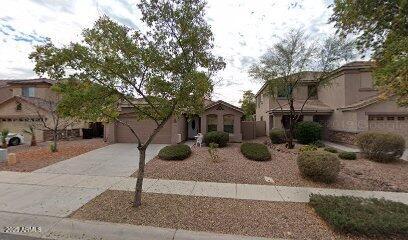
[368,115,408,142]
[115,117,173,144]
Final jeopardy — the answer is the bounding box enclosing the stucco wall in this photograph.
[0,99,85,142]
[201,103,243,142]
[0,86,11,103]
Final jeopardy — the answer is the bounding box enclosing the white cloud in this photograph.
[0,0,337,105]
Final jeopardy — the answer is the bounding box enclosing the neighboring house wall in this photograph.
[255,62,408,144]
[255,88,271,132]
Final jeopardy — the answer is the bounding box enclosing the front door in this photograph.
[188,117,199,139]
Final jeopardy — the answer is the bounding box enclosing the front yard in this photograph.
[71,190,359,240]
[71,136,408,240]
[0,138,108,172]
[132,138,408,192]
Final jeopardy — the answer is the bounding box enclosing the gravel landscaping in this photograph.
[0,138,108,172]
[133,139,408,192]
[71,190,370,240]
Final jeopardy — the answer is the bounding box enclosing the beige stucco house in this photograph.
[255,61,408,144]
[104,100,244,144]
[0,78,86,142]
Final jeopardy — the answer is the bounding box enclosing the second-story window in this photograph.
[22,87,36,97]
[307,84,318,99]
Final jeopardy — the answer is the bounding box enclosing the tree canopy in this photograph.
[249,29,354,148]
[29,0,225,207]
[330,0,408,106]
[239,90,256,120]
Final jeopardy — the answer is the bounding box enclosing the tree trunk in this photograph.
[31,134,37,147]
[53,130,58,152]
[287,98,295,149]
[134,147,146,207]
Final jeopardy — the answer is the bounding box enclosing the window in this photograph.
[387,116,395,121]
[398,116,405,121]
[223,114,234,133]
[22,87,36,97]
[207,114,217,132]
[368,116,375,121]
[308,84,318,99]
[377,117,384,121]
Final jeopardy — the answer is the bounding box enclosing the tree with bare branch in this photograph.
[29,0,225,207]
[249,29,354,149]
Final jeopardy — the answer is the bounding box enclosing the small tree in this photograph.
[29,0,224,207]
[330,0,408,106]
[27,97,75,152]
[0,129,9,148]
[249,29,354,148]
[23,125,37,146]
[239,90,256,120]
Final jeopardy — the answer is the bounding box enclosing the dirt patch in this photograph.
[0,138,108,172]
[71,190,369,240]
[133,140,408,192]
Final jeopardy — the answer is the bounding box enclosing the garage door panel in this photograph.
[368,116,408,142]
[115,117,172,143]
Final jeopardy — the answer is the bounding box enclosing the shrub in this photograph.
[324,147,338,153]
[297,151,340,183]
[269,129,286,144]
[158,144,191,160]
[208,143,220,162]
[294,121,323,144]
[204,131,229,147]
[356,132,405,162]
[49,143,57,152]
[241,142,271,161]
[309,194,408,237]
[338,152,357,160]
[310,140,325,148]
[299,145,317,152]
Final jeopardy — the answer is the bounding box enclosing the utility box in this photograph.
[0,149,7,163]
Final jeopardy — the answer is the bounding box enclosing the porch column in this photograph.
[272,115,283,129]
[201,115,207,133]
[217,113,223,132]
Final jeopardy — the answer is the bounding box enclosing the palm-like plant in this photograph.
[0,129,9,148]
[23,125,37,146]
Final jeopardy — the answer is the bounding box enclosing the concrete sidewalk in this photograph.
[0,212,277,240]
[1,172,407,205]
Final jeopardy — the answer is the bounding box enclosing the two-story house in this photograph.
[0,78,86,143]
[255,61,408,144]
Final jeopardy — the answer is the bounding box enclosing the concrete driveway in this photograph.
[0,144,166,218]
[34,144,167,177]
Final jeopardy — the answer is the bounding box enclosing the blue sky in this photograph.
[0,0,336,104]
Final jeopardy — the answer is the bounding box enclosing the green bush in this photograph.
[338,152,357,160]
[299,145,317,152]
[49,143,57,152]
[310,140,325,148]
[158,144,191,160]
[269,129,286,144]
[309,194,408,237]
[294,121,323,144]
[324,147,338,153]
[356,132,405,162]
[297,151,340,183]
[241,142,271,161]
[204,131,229,147]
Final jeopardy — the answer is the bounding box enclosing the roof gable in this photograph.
[204,100,244,113]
